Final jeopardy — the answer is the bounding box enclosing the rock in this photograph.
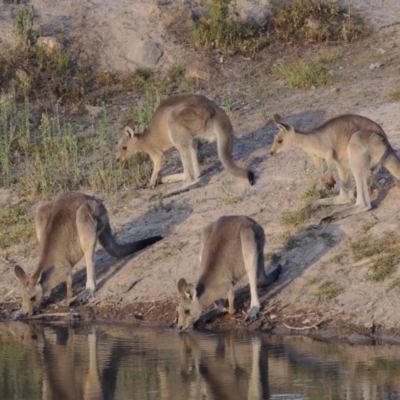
[369,62,385,70]
[186,57,213,82]
[330,87,340,93]
[140,39,163,67]
[36,36,63,52]
[85,105,104,117]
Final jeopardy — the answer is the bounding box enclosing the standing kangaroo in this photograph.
[116,94,254,191]
[14,192,162,317]
[177,216,282,331]
[270,114,400,223]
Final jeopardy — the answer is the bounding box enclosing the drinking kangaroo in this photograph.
[116,94,254,191]
[270,114,400,223]
[177,216,282,331]
[14,192,162,317]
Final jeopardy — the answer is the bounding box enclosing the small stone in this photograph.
[376,48,386,55]
[330,87,340,93]
[310,85,316,90]
[369,62,385,70]
[85,105,104,117]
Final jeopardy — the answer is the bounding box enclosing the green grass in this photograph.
[192,0,267,55]
[0,200,35,250]
[350,232,400,281]
[389,88,400,101]
[13,6,35,45]
[274,56,337,89]
[387,278,400,292]
[317,280,343,300]
[331,252,348,265]
[279,204,314,226]
[271,0,367,43]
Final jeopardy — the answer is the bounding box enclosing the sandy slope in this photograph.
[1,0,400,335]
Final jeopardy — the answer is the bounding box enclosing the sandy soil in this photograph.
[1,0,400,341]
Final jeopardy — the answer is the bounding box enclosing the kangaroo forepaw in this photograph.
[245,306,260,323]
[70,288,94,306]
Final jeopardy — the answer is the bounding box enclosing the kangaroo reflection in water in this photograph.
[1,323,269,399]
[179,332,269,400]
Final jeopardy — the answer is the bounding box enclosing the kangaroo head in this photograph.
[116,120,140,162]
[14,265,43,317]
[270,114,295,156]
[177,278,203,331]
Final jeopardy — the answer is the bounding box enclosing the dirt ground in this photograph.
[1,0,400,342]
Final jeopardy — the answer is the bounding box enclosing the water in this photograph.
[0,322,400,400]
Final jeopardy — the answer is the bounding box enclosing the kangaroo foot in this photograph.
[70,288,94,306]
[245,306,260,323]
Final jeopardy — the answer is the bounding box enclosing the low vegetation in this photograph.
[350,232,400,281]
[271,0,367,43]
[279,204,314,226]
[0,200,35,250]
[316,280,343,300]
[389,88,400,101]
[274,53,339,89]
[192,0,267,55]
[190,0,367,56]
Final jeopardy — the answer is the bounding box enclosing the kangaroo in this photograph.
[270,114,400,223]
[14,192,162,317]
[177,216,282,331]
[116,94,254,192]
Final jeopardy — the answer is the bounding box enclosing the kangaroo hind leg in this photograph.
[320,134,373,224]
[240,225,260,323]
[72,204,99,304]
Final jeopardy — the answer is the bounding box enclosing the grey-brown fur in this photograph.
[177,216,282,331]
[14,192,162,317]
[116,94,254,193]
[270,114,400,223]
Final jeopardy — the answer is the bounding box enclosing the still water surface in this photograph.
[0,322,400,399]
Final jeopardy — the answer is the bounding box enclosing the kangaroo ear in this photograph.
[177,278,188,295]
[14,265,29,286]
[185,284,197,301]
[276,122,292,133]
[273,114,283,124]
[124,125,135,139]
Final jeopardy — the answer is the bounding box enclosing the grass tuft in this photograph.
[350,232,400,281]
[274,54,338,89]
[317,280,343,300]
[279,204,314,226]
[271,0,367,43]
[192,0,267,55]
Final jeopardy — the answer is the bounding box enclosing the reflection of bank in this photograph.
[1,323,400,399]
[179,332,270,400]
[0,323,271,400]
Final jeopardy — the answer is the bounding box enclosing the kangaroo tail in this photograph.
[382,148,400,181]
[257,263,282,288]
[99,224,162,259]
[214,116,254,185]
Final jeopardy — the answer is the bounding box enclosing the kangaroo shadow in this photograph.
[157,109,327,188]
[205,222,344,323]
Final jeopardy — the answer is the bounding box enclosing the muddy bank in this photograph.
[2,297,400,346]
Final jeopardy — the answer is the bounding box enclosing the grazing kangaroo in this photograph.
[116,94,254,192]
[270,114,400,223]
[177,216,282,331]
[14,192,162,317]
